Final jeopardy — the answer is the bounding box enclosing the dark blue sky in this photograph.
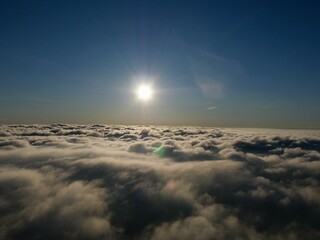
[1,0,319,128]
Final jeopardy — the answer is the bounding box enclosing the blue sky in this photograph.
[0,0,319,128]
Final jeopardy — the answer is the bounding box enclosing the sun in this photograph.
[136,85,153,101]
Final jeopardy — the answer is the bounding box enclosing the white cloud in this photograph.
[0,125,320,239]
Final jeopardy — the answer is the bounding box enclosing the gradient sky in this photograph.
[0,0,319,128]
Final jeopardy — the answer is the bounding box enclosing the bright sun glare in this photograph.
[136,85,153,101]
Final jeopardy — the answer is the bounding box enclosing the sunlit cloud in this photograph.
[0,124,319,239]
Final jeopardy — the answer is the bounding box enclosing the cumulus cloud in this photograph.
[0,124,320,239]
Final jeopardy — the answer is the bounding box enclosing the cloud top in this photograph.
[0,124,320,239]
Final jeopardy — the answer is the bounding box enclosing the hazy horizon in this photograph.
[2,122,320,131]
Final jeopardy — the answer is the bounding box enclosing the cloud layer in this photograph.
[0,124,320,240]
